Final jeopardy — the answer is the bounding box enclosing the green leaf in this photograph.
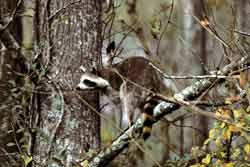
[8,80,16,87]
[19,136,27,143]
[220,152,226,158]
[16,128,25,134]
[80,160,89,167]
[213,121,220,128]
[21,144,28,150]
[5,64,12,69]
[6,142,16,147]
[21,155,33,166]
[231,148,241,160]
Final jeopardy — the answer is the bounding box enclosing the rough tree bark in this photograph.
[33,0,102,166]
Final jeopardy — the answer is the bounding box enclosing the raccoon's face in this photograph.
[76,73,110,90]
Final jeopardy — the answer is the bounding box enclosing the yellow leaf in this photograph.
[215,138,221,147]
[221,110,231,119]
[236,122,245,128]
[209,129,216,139]
[202,154,211,165]
[244,155,250,161]
[244,144,250,154]
[220,122,226,128]
[233,110,241,119]
[220,151,226,158]
[222,129,231,140]
[246,106,250,113]
[215,111,221,117]
[204,138,210,145]
[228,125,239,133]
[225,99,232,105]
[224,162,235,167]
[215,159,222,166]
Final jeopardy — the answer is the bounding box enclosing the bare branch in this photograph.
[192,15,230,49]
[234,29,250,37]
[0,24,20,50]
[156,0,174,56]
[149,61,250,80]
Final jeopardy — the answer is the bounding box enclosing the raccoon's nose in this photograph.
[76,86,81,90]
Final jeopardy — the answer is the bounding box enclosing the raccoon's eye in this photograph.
[83,79,97,87]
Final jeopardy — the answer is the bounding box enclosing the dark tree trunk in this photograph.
[192,0,208,146]
[33,0,102,166]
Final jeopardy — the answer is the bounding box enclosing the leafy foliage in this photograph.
[1,57,46,166]
[190,97,250,167]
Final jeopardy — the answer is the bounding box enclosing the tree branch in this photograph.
[87,54,249,167]
[0,0,22,34]
[0,24,20,50]
[149,61,250,80]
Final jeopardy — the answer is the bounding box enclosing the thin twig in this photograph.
[0,24,20,49]
[192,15,230,49]
[0,0,22,33]
[234,30,250,37]
[48,0,81,21]
[149,62,238,79]
[156,0,174,56]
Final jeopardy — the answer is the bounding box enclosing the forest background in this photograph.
[0,0,250,167]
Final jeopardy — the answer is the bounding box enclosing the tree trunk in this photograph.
[33,0,102,166]
[192,0,208,146]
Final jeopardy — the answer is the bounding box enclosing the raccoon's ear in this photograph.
[149,88,156,94]
[91,67,97,73]
[80,65,98,74]
[106,41,115,54]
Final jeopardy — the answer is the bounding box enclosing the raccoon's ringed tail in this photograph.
[141,94,158,140]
